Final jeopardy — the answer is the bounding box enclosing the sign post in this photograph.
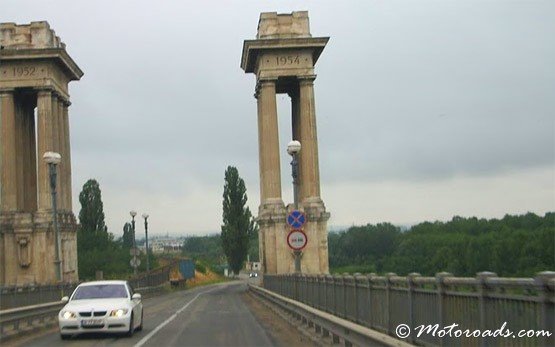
[129,248,140,273]
[287,210,307,273]
[287,230,308,251]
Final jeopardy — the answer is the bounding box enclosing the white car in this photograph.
[58,280,143,339]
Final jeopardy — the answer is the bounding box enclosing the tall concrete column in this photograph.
[256,78,282,205]
[51,95,62,210]
[25,102,37,212]
[290,87,304,199]
[298,76,321,203]
[62,103,72,210]
[37,90,55,210]
[0,91,18,211]
[15,98,26,211]
[56,98,66,210]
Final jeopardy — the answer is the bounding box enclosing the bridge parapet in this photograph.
[263,271,555,346]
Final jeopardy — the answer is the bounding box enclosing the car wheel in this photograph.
[136,310,143,331]
[126,313,134,337]
[60,334,70,340]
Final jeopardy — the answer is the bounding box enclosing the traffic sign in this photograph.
[130,258,141,267]
[129,248,140,256]
[287,210,306,229]
[287,230,308,251]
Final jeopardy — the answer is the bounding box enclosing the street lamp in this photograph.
[287,140,302,273]
[130,210,137,276]
[142,213,150,273]
[43,151,62,282]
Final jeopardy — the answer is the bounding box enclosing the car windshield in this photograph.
[72,284,128,300]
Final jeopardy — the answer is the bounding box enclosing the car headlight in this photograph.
[109,308,129,317]
[60,310,77,319]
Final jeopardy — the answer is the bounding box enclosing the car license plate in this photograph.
[81,318,103,326]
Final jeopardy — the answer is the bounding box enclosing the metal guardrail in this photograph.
[0,283,78,310]
[249,283,412,347]
[0,265,171,311]
[128,261,173,289]
[264,271,555,346]
[0,283,167,340]
[0,301,65,338]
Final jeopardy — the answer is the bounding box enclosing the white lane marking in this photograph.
[133,286,221,347]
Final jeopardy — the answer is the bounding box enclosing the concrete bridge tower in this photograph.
[0,22,83,284]
[241,12,330,274]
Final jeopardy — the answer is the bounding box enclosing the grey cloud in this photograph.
[3,0,553,233]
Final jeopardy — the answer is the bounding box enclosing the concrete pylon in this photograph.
[241,12,330,274]
[0,21,83,285]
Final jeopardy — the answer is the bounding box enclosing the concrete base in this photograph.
[0,211,78,285]
[258,200,329,275]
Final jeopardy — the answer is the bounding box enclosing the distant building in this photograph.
[245,261,261,271]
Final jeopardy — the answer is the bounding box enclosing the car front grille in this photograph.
[82,324,105,329]
[79,311,107,317]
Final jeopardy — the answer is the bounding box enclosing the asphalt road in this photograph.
[13,281,279,347]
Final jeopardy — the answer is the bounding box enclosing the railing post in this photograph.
[324,275,329,312]
[342,273,348,319]
[407,273,420,344]
[353,273,361,324]
[385,272,396,335]
[436,272,453,347]
[535,271,555,347]
[332,274,339,316]
[477,271,496,347]
[295,273,300,301]
[316,275,322,309]
[367,273,376,329]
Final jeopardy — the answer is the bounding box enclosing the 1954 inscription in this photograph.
[276,55,300,66]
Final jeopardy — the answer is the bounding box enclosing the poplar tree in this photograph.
[221,166,256,274]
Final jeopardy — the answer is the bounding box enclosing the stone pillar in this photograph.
[37,90,55,210]
[298,75,321,204]
[1,91,18,211]
[290,86,304,199]
[51,94,62,210]
[23,101,37,212]
[15,97,26,211]
[62,103,72,210]
[256,78,282,206]
[56,98,66,210]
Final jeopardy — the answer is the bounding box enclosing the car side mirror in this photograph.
[61,296,69,303]
[132,293,141,301]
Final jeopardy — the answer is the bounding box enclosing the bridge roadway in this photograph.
[11,281,292,347]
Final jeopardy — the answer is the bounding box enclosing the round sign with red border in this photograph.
[287,229,308,250]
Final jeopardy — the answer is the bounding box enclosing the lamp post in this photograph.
[130,210,137,276]
[142,213,150,273]
[44,151,63,282]
[287,140,302,273]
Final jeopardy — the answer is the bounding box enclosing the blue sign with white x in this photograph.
[287,210,306,229]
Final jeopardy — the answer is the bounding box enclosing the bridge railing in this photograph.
[0,283,78,310]
[0,264,172,310]
[264,271,555,346]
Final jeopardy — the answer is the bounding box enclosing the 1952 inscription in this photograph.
[11,66,37,77]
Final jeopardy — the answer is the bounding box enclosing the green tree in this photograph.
[77,179,131,279]
[220,166,255,274]
[78,179,106,232]
[122,222,134,249]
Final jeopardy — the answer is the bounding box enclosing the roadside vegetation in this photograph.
[329,212,554,277]
[220,166,257,274]
[76,179,158,280]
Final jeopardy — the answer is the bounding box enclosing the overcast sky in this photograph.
[3,0,554,237]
